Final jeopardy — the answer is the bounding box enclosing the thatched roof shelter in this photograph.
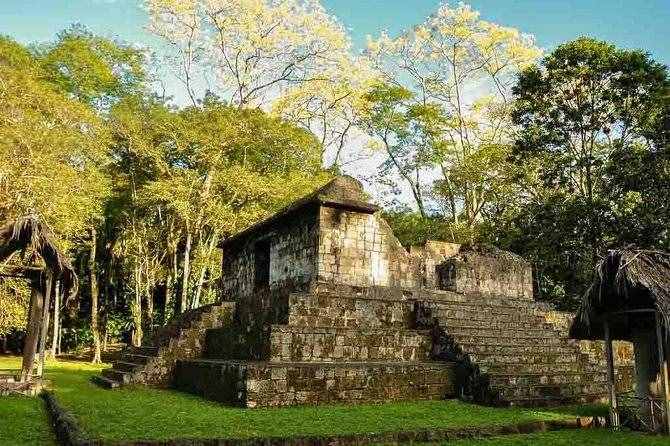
[570,248,670,341]
[0,215,78,299]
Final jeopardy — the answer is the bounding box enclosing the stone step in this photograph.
[488,371,607,387]
[444,326,559,339]
[174,359,456,407]
[504,393,607,407]
[113,361,143,373]
[131,346,159,356]
[480,361,600,375]
[428,308,547,324]
[101,368,132,384]
[418,290,547,309]
[122,353,154,365]
[91,375,121,389]
[437,318,556,332]
[455,343,576,356]
[447,333,566,347]
[469,352,580,365]
[495,382,608,401]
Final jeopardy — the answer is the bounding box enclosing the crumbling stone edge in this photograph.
[42,390,599,446]
[41,391,98,446]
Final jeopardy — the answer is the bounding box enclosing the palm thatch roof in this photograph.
[570,248,670,341]
[0,216,78,299]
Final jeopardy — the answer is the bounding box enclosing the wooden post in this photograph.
[655,312,670,435]
[50,281,60,358]
[604,319,619,428]
[37,274,53,376]
[20,274,44,382]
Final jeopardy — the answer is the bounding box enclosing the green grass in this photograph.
[435,429,668,445]
[6,356,590,442]
[0,357,54,446]
[0,356,662,445]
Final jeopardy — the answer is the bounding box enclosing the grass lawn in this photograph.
[0,356,665,445]
[441,429,669,445]
[0,357,54,446]
[0,356,599,442]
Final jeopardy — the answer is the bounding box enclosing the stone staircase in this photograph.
[173,286,455,407]
[416,291,609,407]
[92,301,235,389]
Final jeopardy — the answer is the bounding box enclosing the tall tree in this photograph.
[146,0,373,164]
[365,2,540,223]
[506,37,670,305]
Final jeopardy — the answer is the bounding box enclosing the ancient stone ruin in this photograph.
[95,176,634,407]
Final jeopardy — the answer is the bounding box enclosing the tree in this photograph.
[365,2,540,224]
[359,83,446,217]
[39,24,147,108]
[506,37,670,305]
[146,0,373,164]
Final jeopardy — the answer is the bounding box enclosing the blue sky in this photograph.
[2,0,668,105]
[2,0,669,63]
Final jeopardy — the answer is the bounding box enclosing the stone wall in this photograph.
[174,360,455,408]
[267,326,431,362]
[541,309,636,392]
[436,250,533,300]
[410,241,462,288]
[221,206,319,299]
[285,291,414,329]
[317,207,419,289]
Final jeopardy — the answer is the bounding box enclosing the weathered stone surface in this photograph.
[95,176,636,409]
[174,360,455,407]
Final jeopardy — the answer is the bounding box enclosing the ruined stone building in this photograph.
[95,177,634,408]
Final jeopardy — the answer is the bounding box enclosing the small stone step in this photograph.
[448,333,565,346]
[455,343,576,356]
[469,352,580,364]
[102,368,132,384]
[113,361,143,373]
[480,362,601,375]
[131,346,159,356]
[122,353,154,365]
[489,371,607,387]
[91,375,121,389]
[435,317,553,331]
[445,326,559,339]
[496,382,608,400]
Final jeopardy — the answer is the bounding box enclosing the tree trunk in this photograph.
[37,275,53,376]
[131,266,143,347]
[21,276,44,382]
[193,233,219,308]
[180,231,192,313]
[50,281,60,359]
[90,228,102,363]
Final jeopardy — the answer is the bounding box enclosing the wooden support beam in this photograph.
[20,276,44,382]
[655,312,670,435]
[604,319,619,429]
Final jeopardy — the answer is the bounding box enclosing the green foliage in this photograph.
[39,24,147,107]
[0,279,29,336]
[502,37,670,305]
[0,35,111,243]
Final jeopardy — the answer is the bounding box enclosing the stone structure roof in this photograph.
[219,176,378,250]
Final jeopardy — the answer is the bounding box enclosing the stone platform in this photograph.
[174,360,454,407]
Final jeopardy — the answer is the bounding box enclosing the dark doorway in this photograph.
[254,239,271,289]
